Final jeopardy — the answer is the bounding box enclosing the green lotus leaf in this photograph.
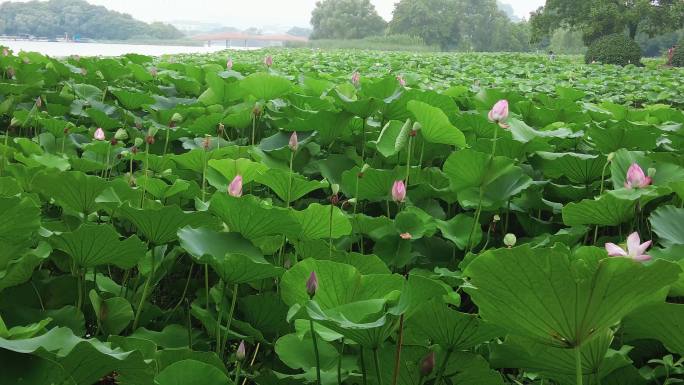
[254,168,328,203]
[292,203,352,240]
[89,290,133,336]
[239,72,292,100]
[373,119,411,158]
[118,204,216,245]
[51,223,146,268]
[407,100,465,147]
[622,302,684,355]
[464,244,681,347]
[32,170,109,215]
[534,152,607,185]
[0,196,40,263]
[562,193,636,226]
[649,205,684,248]
[155,359,232,385]
[206,158,267,191]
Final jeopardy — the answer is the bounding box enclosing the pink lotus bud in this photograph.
[351,71,360,87]
[420,351,435,377]
[202,136,211,150]
[288,131,298,152]
[236,340,246,361]
[391,180,406,202]
[264,55,273,67]
[228,175,243,197]
[81,68,87,76]
[306,271,318,298]
[605,232,652,262]
[624,163,652,189]
[35,96,42,108]
[488,100,509,123]
[400,232,412,240]
[150,67,158,77]
[94,128,105,141]
[397,75,406,87]
[226,58,233,70]
[2,48,8,56]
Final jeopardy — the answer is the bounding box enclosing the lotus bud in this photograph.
[351,71,360,87]
[391,180,406,203]
[400,232,412,240]
[120,150,131,158]
[135,121,143,130]
[289,131,298,152]
[131,146,139,155]
[358,163,370,178]
[94,128,105,141]
[607,152,615,162]
[217,123,225,134]
[228,175,243,197]
[264,55,273,67]
[504,233,517,248]
[150,67,158,77]
[397,75,406,87]
[226,58,233,70]
[236,340,246,361]
[147,125,159,138]
[306,271,318,298]
[331,183,340,196]
[171,113,183,124]
[488,100,509,124]
[35,96,42,108]
[2,48,8,57]
[493,214,501,222]
[114,128,128,141]
[145,135,155,145]
[134,137,144,147]
[624,163,651,189]
[63,126,70,134]
[420,351,435,377]
[202,136,211,150]
[252,103,262,117]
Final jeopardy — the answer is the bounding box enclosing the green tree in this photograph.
[310,0,386,40]
[389,0,461,50]
[531,0,684,45]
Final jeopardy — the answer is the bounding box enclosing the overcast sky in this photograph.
[1,0,546,28]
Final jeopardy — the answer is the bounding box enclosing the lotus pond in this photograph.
[0,48,683,385]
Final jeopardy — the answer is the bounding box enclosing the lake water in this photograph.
[0,40,259,57]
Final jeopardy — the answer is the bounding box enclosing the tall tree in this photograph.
[310,0,386,40]
[531,0,684,44]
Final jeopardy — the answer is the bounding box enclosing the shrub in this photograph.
[672,39,684,67]
[585,34,642,66]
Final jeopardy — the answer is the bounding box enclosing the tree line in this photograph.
[0,0,183,40]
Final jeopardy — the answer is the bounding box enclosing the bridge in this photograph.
[191,33,308,47]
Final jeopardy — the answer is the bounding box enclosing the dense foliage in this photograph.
[673,39,684,67]
[0,0,183,40]
[585,34,643,66]
[531,0,684,44]
[0,47,683,385]
[310,0,386,40]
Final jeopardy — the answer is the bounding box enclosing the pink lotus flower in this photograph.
[264,55,273,67]
[306,271,318,298]
[488,100,509,127]
[400,232,412,240]
[391,180,406,202]
[228,175,243,197]
[236,340,246,361]
[93,128,105,141]
[288,131,298,152]
[226,58,233,70]
[149,67,158,77]
[624,163,652,189]
[397,75,406,87]
[351,71,360,87]
[605,232,652,262]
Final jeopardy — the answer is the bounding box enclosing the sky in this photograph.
[0,0,546,29]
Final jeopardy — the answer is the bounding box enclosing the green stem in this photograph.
[164,262,194,323]
[205,264,210,310]
[2,131,10,176]
[220,283,239,357]
[215,280,226,355]
[132,249,155,331]
[286,151,294,207]
[310,319,322,385]
[328,202,334,258]
[575,345,583,385]
[251,115,256,147]
[593,160,612,244]
[405,135,413,184]
[338,338,344,385]
[234,361,242,385]
[373,348,383,385]
[434,348,453,385]
[163,127,170,155]
[76,270,83,313]
[140,142,150,208]
[201,149,208,202]
[360,347,368,385]
[391,314,405,385]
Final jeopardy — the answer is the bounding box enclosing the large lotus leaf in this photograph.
[562,194,636,226]
[275,333,340,372]
[507,118,575,143]
[209,193,301,240]
[110,88,155,109]
[0,196,40,263]
[154,348,228,376]
[490,331,632,385]
[436,214,482,250]
[254,168,328,203]
[610,149,684,188]
[649,205,684,248]
[0,242,51,292]
[464,244,680,347]
[51,224,146,269]
[0,349,75,385]
[89,291,133,336]
[588,123,659,153]
[292,203,352,240]
[601,366,647,385]
[206,158,267,191]
[534,152,607,185]
[177,226,283,284]
[622,303,684,355]
[280,258,403,309]
[155,359,232,385]
[239,72,292,100]
[32,170,108,215]
[0,327,154,385]
[71,83,104,102]
[373,119,410,158]
[340,166,399,202]
[407,100,465,147]
[118,204,216,245]
[405,299,501,350]
[240,293,290,339]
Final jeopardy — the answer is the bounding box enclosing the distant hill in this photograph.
[0,0,183,40]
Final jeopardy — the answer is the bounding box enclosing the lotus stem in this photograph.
[310,319,322,385]
[220,283,239,357]
[391,314,405,385]
[405,135,413,184]
[132,249,155,331]
[328,202,334,258]
[205,264,210,310]
[1,130,9,176]
[140,142,150,208]
[76,269,83,314]
[234,361,242,384]
[434,348,453,385]
[164,261,194,323]
[163,127,170,155]
[373,347,383,385]
[594,159,612,243]
[286,151,294,207]
[338,338,344,385]
[201,149,208,202]
[575,345,583,385]
[360,347,368,385]
[215,280,226,355]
